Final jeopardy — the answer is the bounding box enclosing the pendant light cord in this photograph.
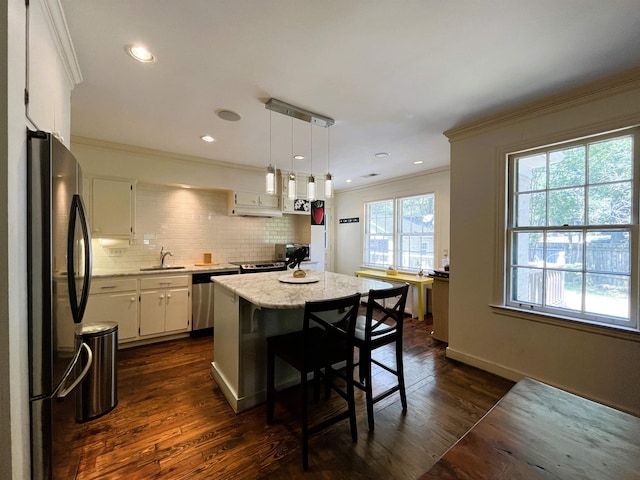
[310,122,313,175]
[270,110,272,165]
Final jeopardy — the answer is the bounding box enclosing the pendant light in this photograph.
[325,127,333,198]
[288,118,296,200]
[263,99,335,200]
[265,111,276,195]
[307,122,316,201]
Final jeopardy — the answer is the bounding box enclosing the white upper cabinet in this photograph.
[90,178,135,238]
[26,0,81,141]
[228,191,282,217]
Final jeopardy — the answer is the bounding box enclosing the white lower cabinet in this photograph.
[85,277,139,342]
[56,274,192,348]
[139,275,190,336]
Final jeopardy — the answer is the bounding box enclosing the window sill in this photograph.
[490,305,640,343]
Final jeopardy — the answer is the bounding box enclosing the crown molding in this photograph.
[37,0,83,86]
[333,165,450,195]
[445,66,640,143]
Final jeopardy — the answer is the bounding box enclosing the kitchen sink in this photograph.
[140,265,186,271]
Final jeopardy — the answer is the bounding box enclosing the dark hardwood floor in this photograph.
[55,312,514,479]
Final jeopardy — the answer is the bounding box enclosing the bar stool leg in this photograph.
[396,337,407,411]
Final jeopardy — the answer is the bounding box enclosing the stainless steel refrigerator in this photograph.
[27,130,94,480]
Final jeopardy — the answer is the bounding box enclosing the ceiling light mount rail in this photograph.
[265,98,334,128]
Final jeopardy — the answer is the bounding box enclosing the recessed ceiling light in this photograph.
[293,155,305,160]
[374,152,390,158]
[217,110,242,122]
[125,44,155,63]
[414,160,424,165]
[346,179,352,183]
[201,135,215,143]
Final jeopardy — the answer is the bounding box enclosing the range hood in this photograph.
[230,207,283,218]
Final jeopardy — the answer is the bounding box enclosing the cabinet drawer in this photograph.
[140,275,189,290]
[91,277,138,293]
[55,277,85,296]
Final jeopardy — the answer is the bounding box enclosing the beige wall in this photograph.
[446,69,640,416]
[71,137,269,193]
[333,169,450,277]
[91,183,309,272]
[70,140,313,265]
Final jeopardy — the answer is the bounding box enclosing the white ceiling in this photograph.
[60,0,640,191]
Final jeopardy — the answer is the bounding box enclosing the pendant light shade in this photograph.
[308,175,316,201]
[324,172,333,198]
[266,164,276,194]
[265,111,276,195]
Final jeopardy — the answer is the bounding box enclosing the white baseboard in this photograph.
[445,347,524,382]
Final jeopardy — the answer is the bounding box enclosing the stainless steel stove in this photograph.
[228,260,287,273]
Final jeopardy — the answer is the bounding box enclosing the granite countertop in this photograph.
[212,270,391,309]
[89,263,240,278]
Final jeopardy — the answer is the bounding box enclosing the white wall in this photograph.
[2,0,77,478]
[333,169,450,276]
[446,68,640,416]
[0,3,24,477]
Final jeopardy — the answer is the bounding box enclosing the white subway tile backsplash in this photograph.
[92,184,308,273]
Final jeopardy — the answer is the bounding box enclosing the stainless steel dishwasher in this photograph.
[191,269,239,335]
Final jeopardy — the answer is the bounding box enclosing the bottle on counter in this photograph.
[442,250,450,271]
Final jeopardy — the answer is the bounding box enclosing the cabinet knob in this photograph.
[130,297,136,302]
[159,294,164,299]
[167,294,171,299]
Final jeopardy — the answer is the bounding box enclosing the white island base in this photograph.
[210,271,391,413]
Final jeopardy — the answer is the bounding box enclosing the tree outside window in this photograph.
[364,194,435,271]
[507,129,637,331]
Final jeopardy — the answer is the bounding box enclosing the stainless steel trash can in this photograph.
[75,322,118,422]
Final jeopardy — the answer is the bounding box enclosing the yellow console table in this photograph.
[354,269,433,321]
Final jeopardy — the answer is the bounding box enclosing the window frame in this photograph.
[505,127,640,332]
[363,192,436,272]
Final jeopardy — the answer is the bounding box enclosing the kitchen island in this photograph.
[211,270,391,412]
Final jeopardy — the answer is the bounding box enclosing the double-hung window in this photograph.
[506,127,639,332]
[364,193,435,271]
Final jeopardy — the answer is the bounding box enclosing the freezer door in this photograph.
[30,342,93,480]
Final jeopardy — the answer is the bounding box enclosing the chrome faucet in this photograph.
[160,246,173,266]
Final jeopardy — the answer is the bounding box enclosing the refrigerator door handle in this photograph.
[67,193,93,324]
[50,342,93,399]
